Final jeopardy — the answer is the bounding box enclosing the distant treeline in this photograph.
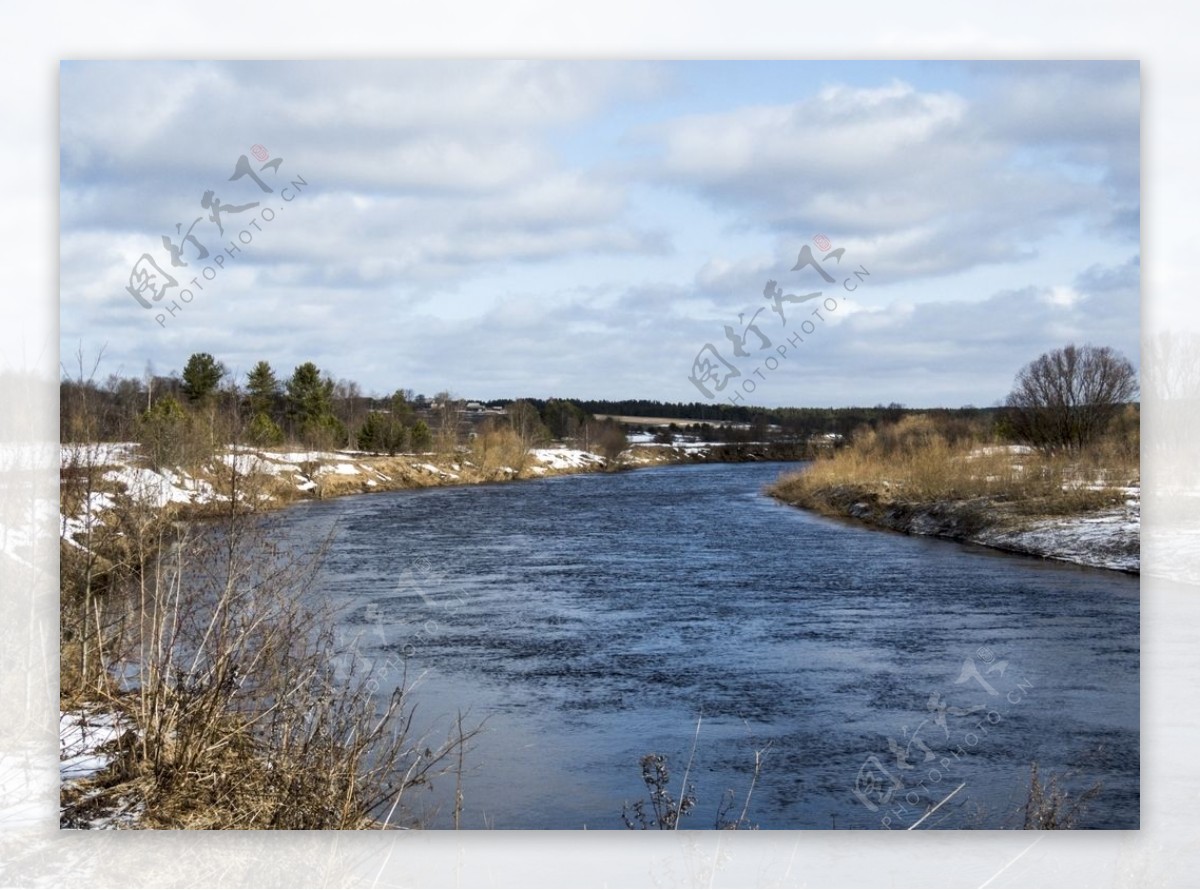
[491,398,1002,440]
[60,349,1006,451]
[59,354,633,460]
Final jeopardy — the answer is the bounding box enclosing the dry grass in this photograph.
[1022,762,1103,830]
[470,426,530,476]
[61,459,477,830]
[770,414,1138,523]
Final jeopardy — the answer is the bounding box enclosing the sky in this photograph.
[59,60,1140,409]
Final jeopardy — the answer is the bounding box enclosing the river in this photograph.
[272,461,1139,830]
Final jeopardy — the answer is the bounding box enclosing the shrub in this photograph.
[138,396,190,470]
[356,411,406,455]
[622,754,696,830]
[246,411,284,447]
[410,420,432,452]
[470,421,528,474]
[1022,762,1102,830]
[60,466,476,829]
[301,414,347,450]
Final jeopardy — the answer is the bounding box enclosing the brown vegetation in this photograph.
[60,454,476,829]
[769,411,1139,531]
[1022,762,1103,830]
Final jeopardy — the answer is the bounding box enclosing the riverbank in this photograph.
[59,438,812,829]
[60,439,811,550]
[768,447,1140,574]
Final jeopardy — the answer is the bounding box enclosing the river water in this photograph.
[274,461,1139,830]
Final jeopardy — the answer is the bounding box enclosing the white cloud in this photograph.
[639,69,1137,282]
[59,62,1139,407]
[1043,285,1083,308]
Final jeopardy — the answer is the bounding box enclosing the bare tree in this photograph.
[1004,344,1138,451]
[432,391,464,455]
[60,346,113,692]
[506,400,548,451]
[588,418,628,468]
[334,378,368,448]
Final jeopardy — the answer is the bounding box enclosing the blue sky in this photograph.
[59,60,1139,407]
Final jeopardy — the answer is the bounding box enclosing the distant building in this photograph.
[812,432,844,448]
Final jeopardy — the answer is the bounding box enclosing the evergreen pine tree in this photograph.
[181,352,225,403]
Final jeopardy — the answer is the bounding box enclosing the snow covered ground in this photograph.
[624,444,716,464]
[529,448,606,471]
[60,710,126,783]
[889,448,1141,573]
[59,457,221,549]
[102,465,217,509]
[59,708,143,829]
[416,462,460,479]
[59,443,614,554]
[977,489,1141,573]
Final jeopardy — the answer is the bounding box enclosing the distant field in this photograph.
[595,414,737,427]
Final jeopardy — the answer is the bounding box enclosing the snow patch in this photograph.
[530,448,605,470]
[60,442,140,469]
[103,465,217,508]
[416,463,459,480]
[976,487,1141,573]
[60,490,116,547]
[270,450,347,464]
[967,444,1034,458]
[60,708,146,829]
[219,453,301,476]
[60,709,129,783]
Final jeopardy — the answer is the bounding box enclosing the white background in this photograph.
[2,2,1196,886]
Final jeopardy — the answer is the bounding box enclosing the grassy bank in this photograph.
[59,444,496,830]
[768,414,1140,571]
